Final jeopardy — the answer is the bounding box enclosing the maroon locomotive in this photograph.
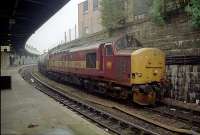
[38,34,166,105]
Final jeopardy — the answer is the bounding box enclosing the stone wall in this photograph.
[74,13,200,53]
[125,14,200,51]
[166,65,200,104]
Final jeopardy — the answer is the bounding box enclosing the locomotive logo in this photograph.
[106,61,112,69]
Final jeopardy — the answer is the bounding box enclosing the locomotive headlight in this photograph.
[136,73,142,77]
[153,70,158,76]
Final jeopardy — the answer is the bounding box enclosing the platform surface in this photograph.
[1,66,110,135]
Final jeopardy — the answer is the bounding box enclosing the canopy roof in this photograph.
[0,0,70,52]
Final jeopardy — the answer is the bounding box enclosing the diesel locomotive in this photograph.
[38,34,166,105]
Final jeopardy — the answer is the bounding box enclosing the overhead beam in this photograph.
[0,0,71,51]
[12,0,20,16]
[23,0,46,6]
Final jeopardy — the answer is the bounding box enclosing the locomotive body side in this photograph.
[47,43,132,86]
[48,44,104,79]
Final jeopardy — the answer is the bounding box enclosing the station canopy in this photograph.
[0,0,70,52]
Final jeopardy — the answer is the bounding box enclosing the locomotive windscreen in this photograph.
[86,52,96,68]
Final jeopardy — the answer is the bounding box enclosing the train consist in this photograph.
[38,34,166,105]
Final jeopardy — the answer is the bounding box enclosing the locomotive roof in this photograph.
[49,35,121,55]
[51,41,112,54]
[69,42,104,52]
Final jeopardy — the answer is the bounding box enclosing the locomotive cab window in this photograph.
[86,52,96,68]
[105,45,113,56]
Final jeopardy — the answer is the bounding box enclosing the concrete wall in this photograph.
[1,46,38,70]
[11,55,38,66]
[1,52,10,69]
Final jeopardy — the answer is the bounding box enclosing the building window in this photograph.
[83,0,88,14]
[93,0,98,11]
[84,26,89,34]
[106,45,113,56]
[86,52,96,68]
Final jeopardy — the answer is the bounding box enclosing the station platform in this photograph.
[1,66,110,135]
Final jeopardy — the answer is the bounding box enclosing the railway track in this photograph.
[143,105,200,128]
[19,66,200,135]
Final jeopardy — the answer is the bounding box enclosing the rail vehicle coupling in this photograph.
[132,84,157,105]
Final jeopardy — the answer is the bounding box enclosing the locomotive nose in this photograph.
[130,48,165,84]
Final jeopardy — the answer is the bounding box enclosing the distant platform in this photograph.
[1,66,110,135]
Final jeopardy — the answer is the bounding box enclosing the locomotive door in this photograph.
[99,44,104,71]
[103,43,114,79]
